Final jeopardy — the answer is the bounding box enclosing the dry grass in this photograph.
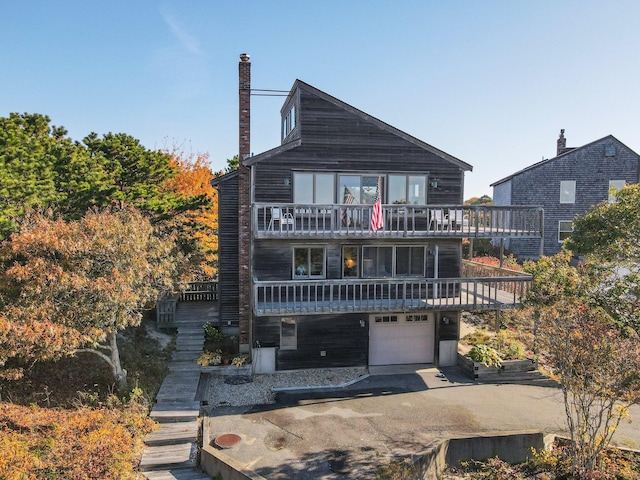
[0,315,173,478]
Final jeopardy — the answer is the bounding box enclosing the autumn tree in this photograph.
[524,252,640,476]
[163,149,218,277]
[537,299,640,476]
[0,209,184,388]
[464,194,492,205]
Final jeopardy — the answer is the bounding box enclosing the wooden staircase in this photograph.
[140,301,217,479]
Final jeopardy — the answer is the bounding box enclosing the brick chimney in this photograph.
[237,53,251,353]
[239,53,251,160]
[557,129,567,156]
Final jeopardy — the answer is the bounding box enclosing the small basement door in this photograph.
[369,313,435,366]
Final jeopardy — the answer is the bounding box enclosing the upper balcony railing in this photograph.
[253,261,532,316]
[253,203,543,240]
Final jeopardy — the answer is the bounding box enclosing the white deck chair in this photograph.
[448,209,469,230]
[429,208,448,231]
[267,207,295,231]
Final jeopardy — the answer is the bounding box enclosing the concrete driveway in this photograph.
[204,366,640,479]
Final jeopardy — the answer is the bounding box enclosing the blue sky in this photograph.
[3,1,640,198]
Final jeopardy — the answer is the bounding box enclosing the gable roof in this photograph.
[210,169,238,187]
[244,80,472,172]
[490,134,637,187]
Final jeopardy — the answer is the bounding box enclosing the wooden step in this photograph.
[143,468,212,480]
[144,420,199,446]
[150,408,200,423]
[139,443,196,471]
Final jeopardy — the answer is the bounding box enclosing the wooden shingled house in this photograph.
[211,54,542,372]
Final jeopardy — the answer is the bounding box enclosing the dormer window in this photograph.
[282,105,296,140]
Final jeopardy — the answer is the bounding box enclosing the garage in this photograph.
[368,313,435,365]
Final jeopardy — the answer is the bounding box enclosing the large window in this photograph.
[395,246,426,277]
[558,221,573,242]
[280,317,297,350]
[362,246,393,278]
[294,173,334,204]
[344,245,427,278]
[293,246,325,278]
[560,180,576,204]
[339,175,383,204]
[388,175,426,205]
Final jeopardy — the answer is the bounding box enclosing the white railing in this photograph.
[253,204,543,239]
[253,275,531,316]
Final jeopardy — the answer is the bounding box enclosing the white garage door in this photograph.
[369,313,435,366]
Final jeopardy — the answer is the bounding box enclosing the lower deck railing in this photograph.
[156,281,218,329]
[179,281,219,301]
[253,275,531,316]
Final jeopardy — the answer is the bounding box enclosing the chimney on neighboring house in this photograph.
[557,129,567,156]
[237,53,251,353]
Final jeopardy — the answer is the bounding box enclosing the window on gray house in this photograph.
[558,221,573,243]
[605,143,616,157]
[339,175,383,204]
[362,246,393,278]
[608,180,626,203]
[282,105,296,140]
[388,175,426,205]
[293,246,325,279]
[294,173,335,204]
[559,180,576,204]
[395,246,426,276]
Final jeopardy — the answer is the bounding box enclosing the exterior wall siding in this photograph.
[216,175,240,331]
[254,313,369,370]
[254,89,465,205]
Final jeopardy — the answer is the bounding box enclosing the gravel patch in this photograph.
[206,367,368,408]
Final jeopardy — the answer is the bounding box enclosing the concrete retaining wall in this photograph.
[201,445,266,480]
[200,430,546,479]
[415,431,546,479]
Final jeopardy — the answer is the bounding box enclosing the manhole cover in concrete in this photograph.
[214,433,241,449]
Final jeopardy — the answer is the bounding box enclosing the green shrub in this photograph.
[468,344,503,368]
[203,322,226,343]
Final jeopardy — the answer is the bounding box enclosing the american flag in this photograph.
[370,177,383,233]
[341,188,355,226]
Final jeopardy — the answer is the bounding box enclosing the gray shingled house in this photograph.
[491,130,640,259]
